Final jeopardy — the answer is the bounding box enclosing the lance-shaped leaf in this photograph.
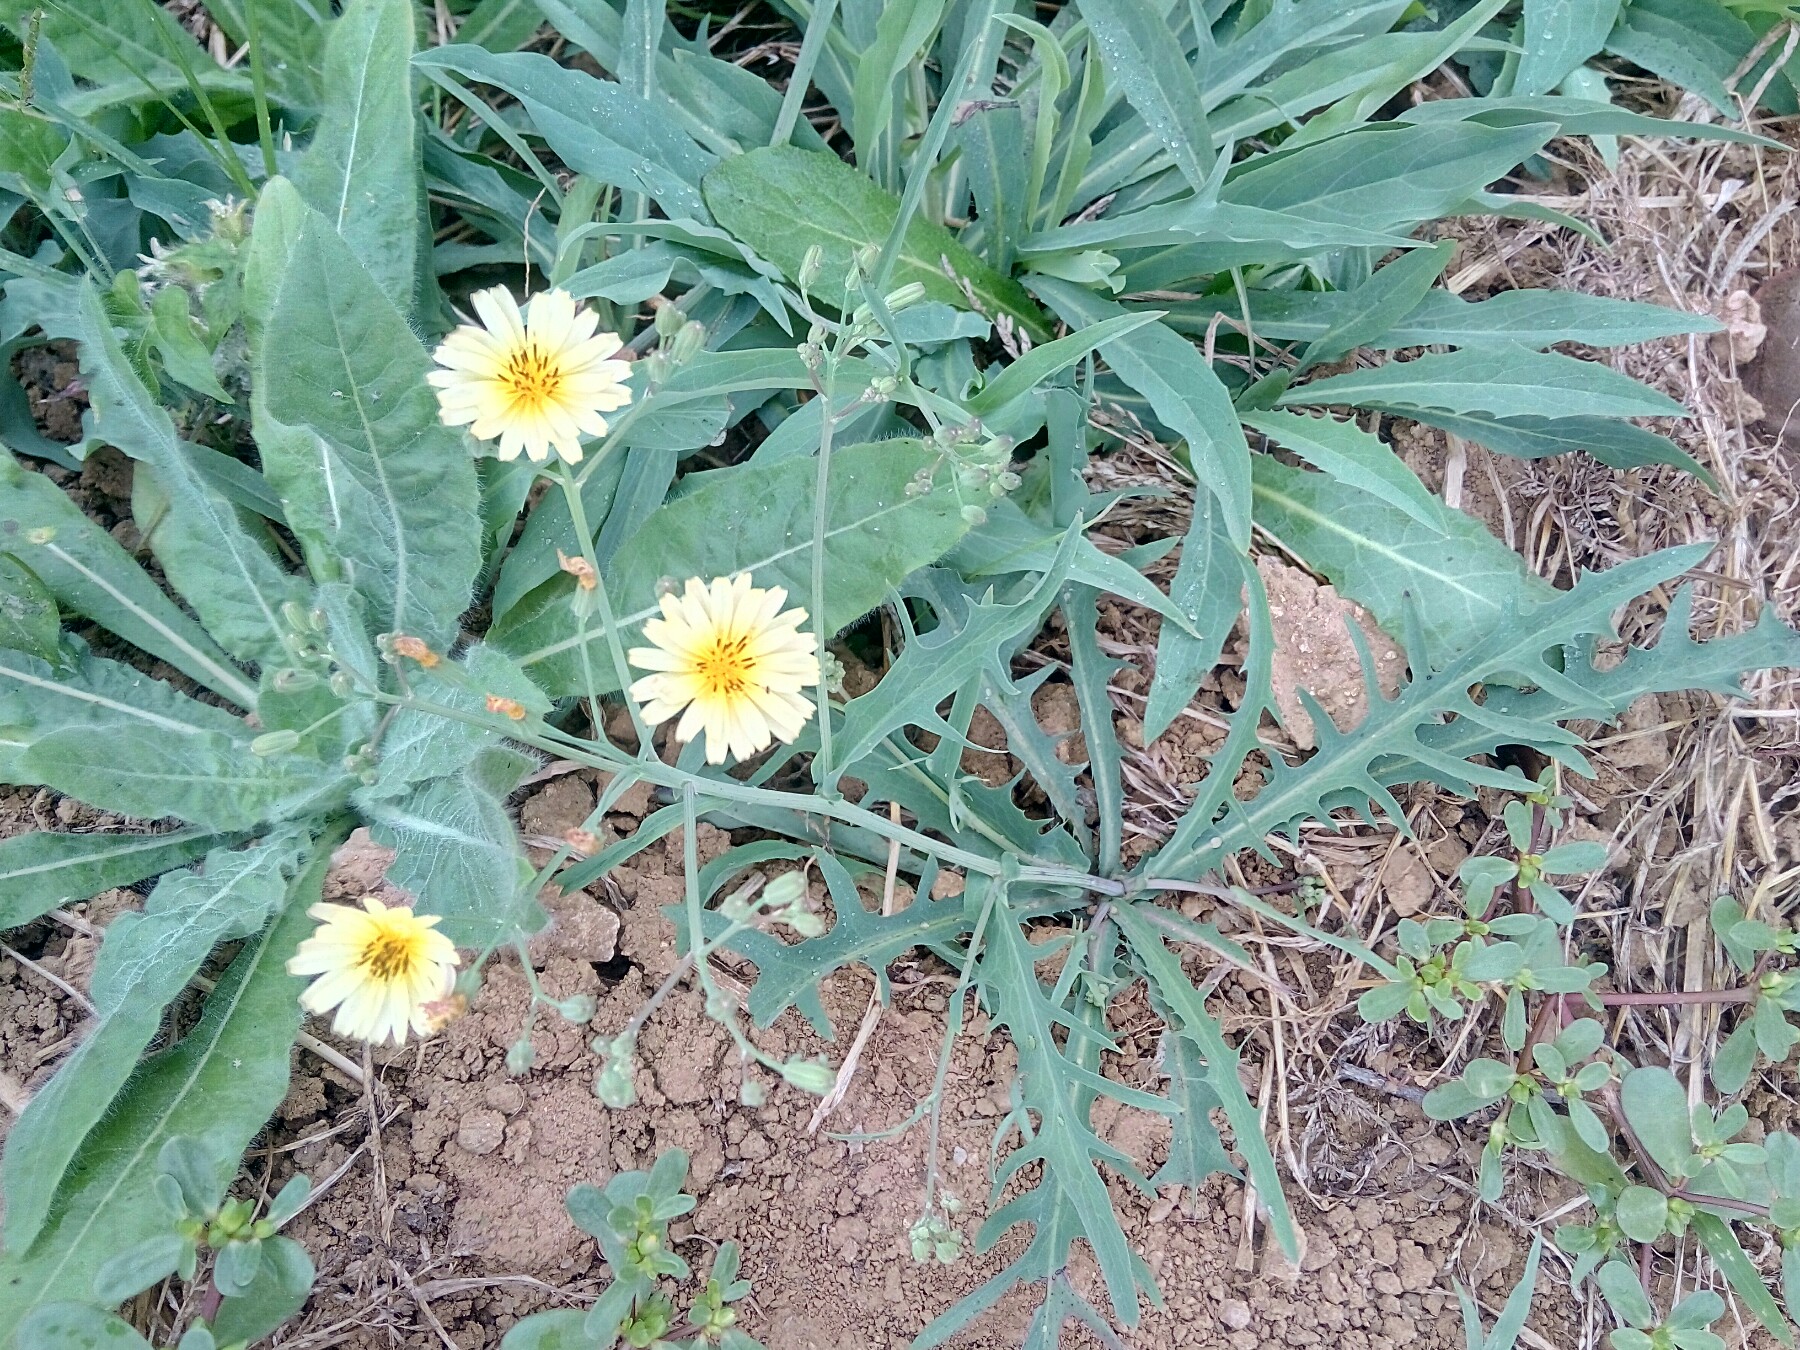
[493,439,977,695]
[1077,0,1212,192]
[415,46,715,222]
[75,284,305,668]
[1034,279,1251,550]
[0,833,304,1253]
[703,145,1052,342]
[0,455,257,708]
[293,0,421,309]
[1143,487,1240,743]
[0,827,233,931]
[0,856,324,1321]
[249,180,481,647]
[1250,456,1553,668]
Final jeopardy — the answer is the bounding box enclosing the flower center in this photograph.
[500,342,564,413]
[696,635,752,698]
[358,929,419,982]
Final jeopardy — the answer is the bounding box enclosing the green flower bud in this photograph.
[506,1036,535,1076]
[739,1079,766,1107]
[883,282,926,312]
[778,1058,837,1095]
[250,729,302,756]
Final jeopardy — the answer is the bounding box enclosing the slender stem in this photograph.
[919,874,1003,1220]
[809,356,837,783]
[555,462,652,754]
[1599,988,1757,1007]
[771,0,839,147]
[243,0,279,179]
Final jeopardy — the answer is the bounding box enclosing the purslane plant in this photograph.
[0,0,1797,1347]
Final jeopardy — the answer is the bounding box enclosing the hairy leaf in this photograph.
[0,827,230,931]
[0,857,323,1320]
[249,180,482,647]
[1,833,302,1252]
[0,455,257,707]
[75,284,305,668]
[293,0,421,309]
[703,145,1051,341]
[494,439,976,695]
[22,724,344,831]
[1250,456,1552,666]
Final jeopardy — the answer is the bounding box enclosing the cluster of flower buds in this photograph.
[271,599,333,691]
[909,1195,964,1265]
[639,303,707,385]
[592,1030,639,1107]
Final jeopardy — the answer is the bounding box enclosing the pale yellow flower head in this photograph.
[286,896,460,1046]
[427,286,632,465]
[627,574,820,765]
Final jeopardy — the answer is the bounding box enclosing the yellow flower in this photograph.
[627,574,820,765]
[427,286,632,465]
[286,896,460,1046]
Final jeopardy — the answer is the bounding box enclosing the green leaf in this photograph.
[0,641,248,785]
[1541,840,1607,873]
[0,833,302,1252]
[369,644,549,794]
[0,454,258,708]
[416,46,715,223]
[293,0,421,310]
[91,1233,190,1304]
[1603,0,1767,117]
[1169,286,1721,351]
[1249,456,1554,667]
[0,854,325,1322]
[1143,486,1238,742]
[1692,1211,1795,1344]
[1034,280,1251,550]
[1595,1258,1655,1329]
[1279,345,1687,421]
[0,0,245,99]
[1517,0,1624,95]
[499,1310,593,1350]
[1078,0,1212,192]
[1373,406,1712,483]
[1144,990,1238,1192]
[965,311,1160,419]
[0,552,59,663]
[76,283,306,668]
[364,747,537,947]
[1118,903,1299,1263]
[1711,1021,1759,1095]
[1295,241,1457,373]
[22,724,343,831]
[851,0,945,169]
[210,1235,314,1345]
[1614,1184,1669,1242]
[0,827,230,931]
[1243,410,1444,532]
[248,179,482,647]
[16,1305,153,1350]
[1219,121,1555,237]
[191,0,324,106]
[456,0,546,52]
[702,145,1051,342]
[1618,1066,1693,1176]
[494,439,977,695]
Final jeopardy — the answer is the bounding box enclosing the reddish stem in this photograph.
[1599,988,1756,1007]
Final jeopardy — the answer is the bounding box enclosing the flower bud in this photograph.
[595,1059,637,1108]
[778,1058,837,1095]
[739,1078,766,1107]
[280,600,311,631]
[555,993,597,1023]
[272,668,320,693]
[761,870,808,909]
[506,1036,536,1075]
[960,504,987,527]
[883,282,926,312]
[796,244,825,292]
[653,303,685,338]
[329,671,355,699]
[669,320,706,366]
[250,729,302,756]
